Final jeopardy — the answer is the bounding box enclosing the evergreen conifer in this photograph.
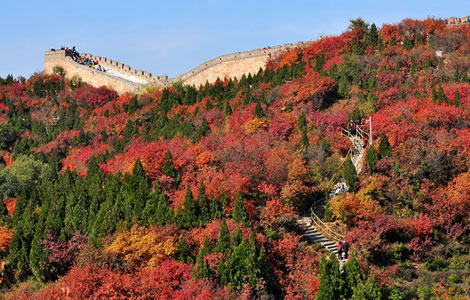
[198,181,210,225]
[316,254,345,300]
[351,273,382,300]
[453,89,462,106]
[254,101,264,118]
[297,111,307,132]
[176,237,193,264]
[437,85,449,104]
[210,196,223,219]
[232,191,250,225]
[215,219,230,253]
[365,146,378,172]
[378,133,393,158]
[344,253,363,298]
[343,156,358,192]
[431,87,437,103]
[180,185,198,228]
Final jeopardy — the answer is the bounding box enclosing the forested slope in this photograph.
[1,17,470,299]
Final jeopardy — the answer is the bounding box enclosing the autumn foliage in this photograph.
[105,224,177,269]
[3,16,470,299]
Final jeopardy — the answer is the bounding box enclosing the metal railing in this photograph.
[307,125,361,245]
[342,125,369,141]
[310,207,344,242]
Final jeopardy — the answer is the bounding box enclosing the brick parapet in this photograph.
[44,41,310,93]
[172,41,307,83]
[446,16,470,26]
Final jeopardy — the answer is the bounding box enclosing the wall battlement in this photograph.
[44,41,309,94]
[79,52,168,82]
[171,41,307,85]
[446,16,470,26]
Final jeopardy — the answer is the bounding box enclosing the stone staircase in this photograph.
[298,216,339,254]
[299,127,368,258]
[349,135,366,174]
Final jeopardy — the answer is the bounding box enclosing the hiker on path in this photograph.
[337,241,343,259]
[343,241,349,259]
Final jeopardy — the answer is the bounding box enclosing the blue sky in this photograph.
[0,0,467,78]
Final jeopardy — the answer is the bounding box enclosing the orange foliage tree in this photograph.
[0,225,14,256]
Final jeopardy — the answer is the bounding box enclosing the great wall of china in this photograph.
[44,42,307,94]
[446,16,470,26]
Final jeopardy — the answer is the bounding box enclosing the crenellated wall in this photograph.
[44,50,160,94]
[44,41,309,94]
[80,53,168,83]
[171,42,307,86]
[446,16,470,26]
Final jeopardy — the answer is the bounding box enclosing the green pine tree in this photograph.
[215,219,230,253]
[194,258,214,280]
[141,191,159,225]
[205,99,213,111]
[196,236,212,262]
[155,193,174,225]
[301,127,309,148]
[297,111,307,132]
[125,159,151,221]
[180,185,198,228]
[403,35,413,50]
[198,181,210,225]
[176,237,193,264]
[431,87,437,103]
[254,101,264,118]
[410,57,417,76]
[351,273,382,300]
[230,226,243,248]
[223,239,251,289]
[338,72,350,98]
[344,253,363,298]
[453,89,462,106]
[378,133,393,158]
[77,129,87,145]
[224,100,232,116]
[437,85,449,104]
[377,37,384,50]
[365,146,378,172]
[0,196,9,224]
[162,150,179,185]
[366,23,379,47]
[316,254,345,300]
[343,156,358,192]
[70,181,89,234]
[232,191,250,225]
[210,196,223,220]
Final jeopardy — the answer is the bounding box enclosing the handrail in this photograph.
[356,126,369,140]
[310,208,344,241]
[341,128,353,139]
[307,125,361,246]
[343,126,369,141]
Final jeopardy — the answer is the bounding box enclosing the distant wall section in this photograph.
[174,42,307,86]
[446,16,470,26]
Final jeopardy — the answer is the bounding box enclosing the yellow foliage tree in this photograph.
[106,224,176,269]
[330,182,380,225]
[244,117,268,134]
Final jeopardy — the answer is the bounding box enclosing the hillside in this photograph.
[1,17,470,299]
